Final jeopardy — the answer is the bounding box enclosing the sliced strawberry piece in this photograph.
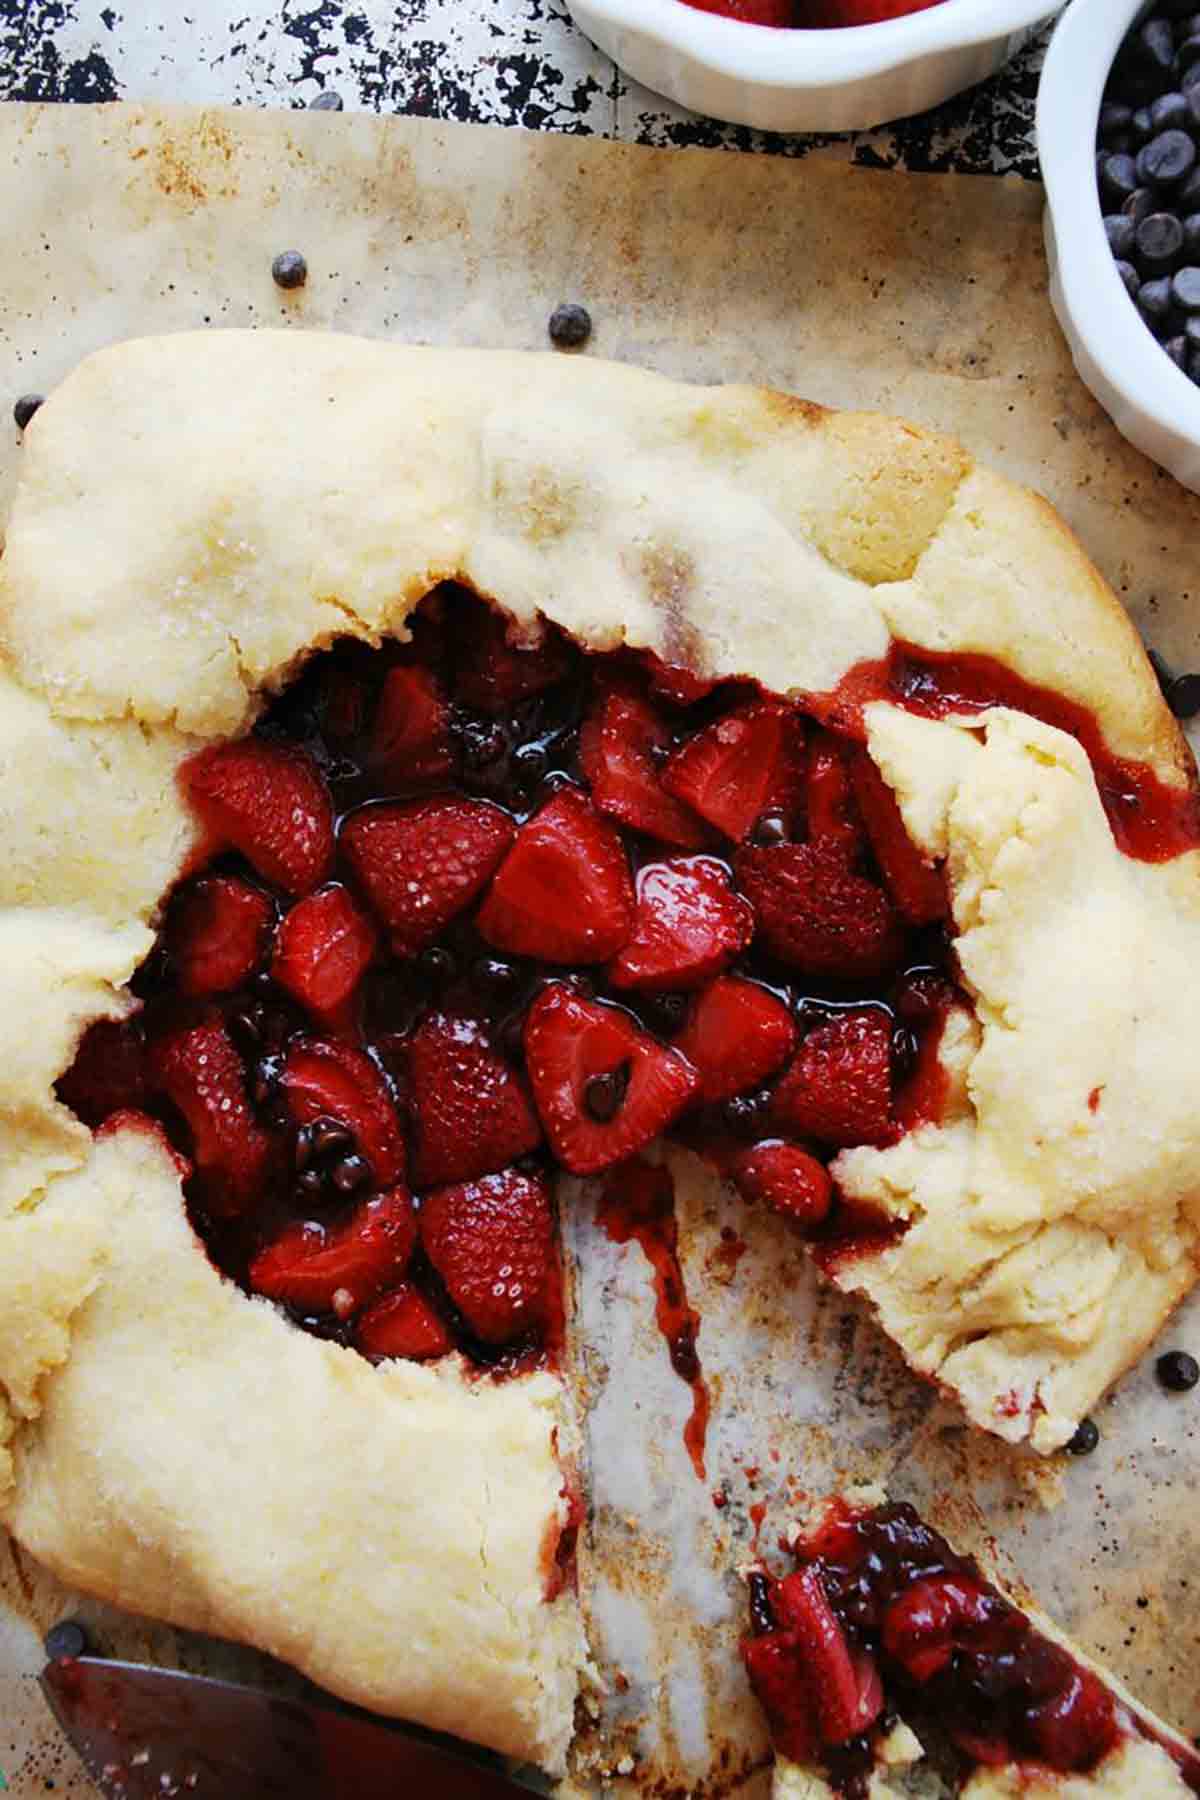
[148,1013,272,1215]
[406,1011,542,1188]
[736,838,905,980]
[772,1567,884,1746]
[183,739,334,895]
[168,875,273,998]
[524,984,700,1174]
[454,603,576,714]
[881,1573,1015,1685]
[421,1167,554,1345]
[673,976,797,1107]
[772,1009,893,1148]
[57,1016,149,1128]
[355,1281,454,1361]
[249,1185,417,1315]
[271,884,377,1026]
[281,1037,405,1187]
[609,857,754,992]
[476,788,635,964]
[847,747,948,926]
[640,651,720,708]
[740,1632,820,1764]
[805,727,864,854]
[368,664,454,786]
[1022,1667,1119,1772]
[579,683,709,850]
[340,795,514,959]
[661,700,805,844]
[730,1141,833,1229]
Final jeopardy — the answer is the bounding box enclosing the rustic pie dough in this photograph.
[2,332,1200,1770]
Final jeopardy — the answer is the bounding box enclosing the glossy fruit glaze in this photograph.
[56,584,1193,1375]
[743,1499,1200,1796]
[678,0,946,29]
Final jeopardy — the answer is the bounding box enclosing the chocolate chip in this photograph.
[310,1116,353,1158]
[548,303,592,350]
[474,955,521,995]
[1122,185,1157,223]
[1138,128,1197,184]
[1137,273,1175,323]
[1100,100,1134,142]
[1173,264,1200,305]
[1116,259,1142,300]
[1067,1417,1100,1455]
[1151,90,1191,133]
[1166,332,1190,367]
[297,1166,325,1199]
[1132,105,1156,143]
[584,1062,630,1123]
[309,90,344,110]
[1101,152,1140,203]
[230,1008,264,1053]
[1137,210,1185,270]
[13,393,43,431]
[642,991,689,1036]
[1104,214,1137,258]
[271,250,308,290]
[294,1124,316,1172]
[43,1620,89,1661]
[1168,670,1200,715]
[331,1152,370,1193]
[459,717,508,771]
[748,1571,776,1635]
[1141,16,1177,68]
[417,944,457,987]
[1156,1349,1200,1389]
[511,742,549,786]
[721,1090,771,1139]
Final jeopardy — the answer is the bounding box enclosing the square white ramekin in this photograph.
[568,0,1056,133]
[1039,0,1200,494]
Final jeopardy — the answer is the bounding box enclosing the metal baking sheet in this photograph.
[2,102,1199,1800]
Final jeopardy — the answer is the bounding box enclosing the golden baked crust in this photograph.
[2,333,1199,1765]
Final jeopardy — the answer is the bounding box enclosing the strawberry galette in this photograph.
[1,332,1199,1773]
[745,1490,1200,1796]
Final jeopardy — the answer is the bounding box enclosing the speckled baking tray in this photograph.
[2,102,1199,1800]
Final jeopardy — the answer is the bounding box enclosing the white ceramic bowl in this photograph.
[568,0,1056,133]
[1039,0,1200,493]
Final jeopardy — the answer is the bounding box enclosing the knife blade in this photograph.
[41,1655,550,1799]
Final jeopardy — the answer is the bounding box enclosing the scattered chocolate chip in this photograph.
[1137,273,1175,323]
[271,250,308,291]
[229,1008,264,1053]
[13,393,44,431]
[459,717,508,771]
[417,944,457,987]
[1137,209,1185,269]
[1168,670,1200,715]
[44,1620,89,1661]
[1142,17,1176,69]
[1151,89,1192,131]
[296,1166,325,1199]
[1138,128,1198,183]
[310,1116,353,1158]
[1157,1349,1200,1389]
[511,742,549,786]
[1116,259,1142,300]
[1172,263,1200,305]
[1067,1417,1100,1455]
[331,1152,370,1194]
[642,991,689,1037]
[548,303,592,350]
[750,808,789,846]
[722,1090,771,1139]
[1165,331,1190,367]
[309,90,344,110]
[1101,152,1140,203]
[293,1124,317,1172]
[1133,105,1156,141]
[584,1063,630,1123]
[1122,185,1157,223]
[748,1571,776,1635]
[891,1025,919,1082]
[1104,213,1137,258]
[474,955,521,995]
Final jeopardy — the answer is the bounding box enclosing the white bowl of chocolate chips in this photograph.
[1040,0,1200,493]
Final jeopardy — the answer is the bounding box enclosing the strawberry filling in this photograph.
[68,581,1187,1377]
[743,1500,1200,1795]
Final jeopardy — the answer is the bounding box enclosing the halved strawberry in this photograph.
[730,1141,833,1229]
[281,1037,405,1187]
[740,1633,820,1764]
[805,727,864,854]
[368,664,454,786]
[661,700,805,843]
[57,1017,150,1128]
[148,1013,273,1214]
[772,1567,884,1746]
[355,1281,454,1361]
[421,1167,554,1345]
[847,747,948,926]
[476,788,635,964]
[736,838,905,980]
[340,795,515,959]
[168,875,274,998]
[453,602,576,714]
[609,857,754,992]
[524,984,700,1174]
[772,1009,893,1148]
[249,1185,417,1315]
[271,884,377,1027]
[406,1011,542,1188]
[673,976,797,1107]
[183,739,334,895]
[579,683,709,849]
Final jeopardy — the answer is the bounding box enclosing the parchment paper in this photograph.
[2,102,1199,1800]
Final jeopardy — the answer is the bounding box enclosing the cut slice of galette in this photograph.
[1,331,1199,1771]
[744,1489,1200,1797]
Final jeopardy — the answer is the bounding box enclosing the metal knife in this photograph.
[41,1655,550,1799]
